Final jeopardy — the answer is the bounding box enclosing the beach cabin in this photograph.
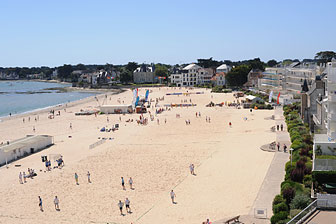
[100,104,133,114]
[0,135,53,167]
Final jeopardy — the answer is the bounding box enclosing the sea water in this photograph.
[0,81,95,117]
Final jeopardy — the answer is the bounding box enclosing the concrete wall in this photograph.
[0,136,53,166]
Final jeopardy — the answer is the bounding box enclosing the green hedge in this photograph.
[316,155,336,160]
[312,171,336,184]
[271,211,289,224]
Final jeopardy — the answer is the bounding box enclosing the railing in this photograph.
[286,200,317,224]
[89,139,106,149]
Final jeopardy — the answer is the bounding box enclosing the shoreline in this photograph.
[0,88,125,122]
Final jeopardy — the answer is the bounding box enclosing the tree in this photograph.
[57,64,73,80]
[197,57,221,68]
[120,68,133,83]
[154,64,168,78]
[315,51,336,64]
[248,58,265,71]
[225,65,251,86]
[267,59,278,67]
[126,62,138,72]
[74,63,86,71]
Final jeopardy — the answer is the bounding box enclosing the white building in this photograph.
[211,72,226,86]
[133,64,156,84]
[258,67,284,90]
[283,62,323,93]
[170,67,183,87]
[0,135,53,166]
[180,64,209,87]
[313,59,336,171]
[216,64,232,73]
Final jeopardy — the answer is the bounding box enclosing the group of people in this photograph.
[18,168,36,184]
[38,195,60,212]
[22,115,39,123]
[74,171,91,185]
[276,123,284,131]
[277,142,288,152]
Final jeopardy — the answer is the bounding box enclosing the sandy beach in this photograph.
[0,87,275,224]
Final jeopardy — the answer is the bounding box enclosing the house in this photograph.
[211,72,226,86]
[0,135,53,166]
[179,63,209,87]
[133,64,156,84]
[203,68,215,84]
[301,76,326,131]
[51,69,58,79]
[245,69,263,87]
[170,67,183,87]
[216,64,232,73]
[78,71,99,85]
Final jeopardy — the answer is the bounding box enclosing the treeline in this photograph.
[1,51,335,84]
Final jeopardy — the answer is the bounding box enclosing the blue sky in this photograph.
[0,0,335,67]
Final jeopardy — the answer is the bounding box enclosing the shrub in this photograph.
[291,140,305,151]
[291,167,305,182]
[290,193,312,210]
[270,211,289,224]
[290,209,301,218]
[281,181,304,193]
[273,202,288,214]
[282,186,296,205]
[273,194,285,207]
[303,175,312,188]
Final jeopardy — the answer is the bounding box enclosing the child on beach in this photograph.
[129,177,133,189]
[54,196,59,210]
[19,172,23,184]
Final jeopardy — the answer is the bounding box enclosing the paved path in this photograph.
[213,107,291,224]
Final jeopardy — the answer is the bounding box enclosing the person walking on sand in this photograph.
[38,196,43,212]
[75,173,79,185]
[170,190,176,204]
[19,172,23,184]
[121,177,125,190]
[129,177,133,189]
[33,126,35,132]
[277,124,279,131]
[54,196,59,210]
[87,171,91,183]
[118,200,124,215]
[189,164,195,175]
[280,124,284,131]
[70,123,72,129]
[283,144,287,153]
[23,171,26,183]
[277,143,280,151]
[165,118,167,124]
[125,198,131,213]
[229,122,232,127]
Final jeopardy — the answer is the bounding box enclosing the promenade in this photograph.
[214,106,290,224]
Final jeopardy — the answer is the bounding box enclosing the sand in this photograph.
[0,87,275,224]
